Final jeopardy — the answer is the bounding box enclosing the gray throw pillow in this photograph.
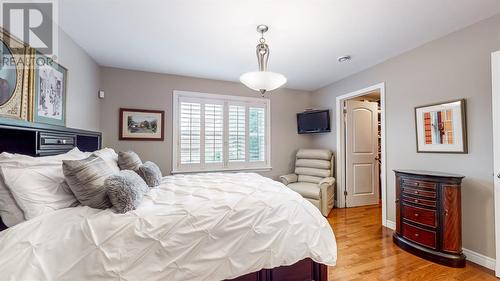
[118,151,142,171]
[138,161,162,187]
[105,170,148,214]
[62,155,115,209]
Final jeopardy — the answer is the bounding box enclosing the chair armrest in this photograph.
[319,177,335,187]
[319,177,335,217]
[279,174,298,185]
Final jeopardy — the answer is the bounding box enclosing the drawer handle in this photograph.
[414,233,419,237]
[414,199,419,203]
[414,191,419,195]
[444,209,449,216]
[414,213,419,217]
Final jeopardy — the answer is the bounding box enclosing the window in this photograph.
[173,91,270,173]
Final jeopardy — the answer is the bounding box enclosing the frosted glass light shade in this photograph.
[240,71,287,92]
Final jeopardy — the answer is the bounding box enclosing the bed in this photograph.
[0,121,337,281]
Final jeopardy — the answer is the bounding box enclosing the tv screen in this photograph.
[297,110,331,134]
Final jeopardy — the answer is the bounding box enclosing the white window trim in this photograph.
[172,90,271,173]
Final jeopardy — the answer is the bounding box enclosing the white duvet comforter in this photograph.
[0,173,337,281]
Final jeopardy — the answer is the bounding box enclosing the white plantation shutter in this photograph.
[249,107,265,162]
[204,103,224,164]
[228,105,246,162]
[180,102,201,164]
[173,91,270,172]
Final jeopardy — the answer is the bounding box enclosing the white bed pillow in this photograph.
[0,148,89,220]
[0,153,25,227]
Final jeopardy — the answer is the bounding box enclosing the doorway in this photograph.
[335,83,388,228]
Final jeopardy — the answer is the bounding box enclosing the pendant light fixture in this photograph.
[240,25,287,96]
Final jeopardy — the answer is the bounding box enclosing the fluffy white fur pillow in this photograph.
[105,170,149,213]
[138,161,162,187]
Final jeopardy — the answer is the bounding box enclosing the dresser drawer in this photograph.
[402,222,437,249]
[402,186,436,199]
[402,195,436,208]
[38,132,76,151]
[402,204,437,228]
[402,179,437,190]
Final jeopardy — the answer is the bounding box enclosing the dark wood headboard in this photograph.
[0,118,102,230]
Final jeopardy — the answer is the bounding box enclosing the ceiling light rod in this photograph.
[240,24,287,96]
[256,24,269,72]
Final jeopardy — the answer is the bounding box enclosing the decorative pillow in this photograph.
[93,148,120,173]
[63,155,116,209]
[138,161,162,187]
[105,170,148,214]
[0,148,87,221]
[118,151,142,171]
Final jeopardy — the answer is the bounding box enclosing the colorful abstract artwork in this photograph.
[415,100,467,153]
[423,109,454,145]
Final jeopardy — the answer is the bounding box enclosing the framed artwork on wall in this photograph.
[0,28,30,120]
[119,108,165,141]
[32,51,67,126]
[415,99,467,153]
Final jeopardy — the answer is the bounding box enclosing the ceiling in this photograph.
[59,0,500,91]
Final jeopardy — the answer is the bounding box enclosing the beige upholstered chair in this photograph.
[279,149,335,216]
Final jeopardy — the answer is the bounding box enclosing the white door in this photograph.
[345,100,380,207]
[491,50,500,278]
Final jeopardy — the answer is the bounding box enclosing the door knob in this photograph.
[497,173,500,179]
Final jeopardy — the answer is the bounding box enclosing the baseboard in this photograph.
[462,248,496,270]
[384,219,396,230]
[383,221,495,271]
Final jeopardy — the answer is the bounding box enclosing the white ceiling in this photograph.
[59,0,500,91]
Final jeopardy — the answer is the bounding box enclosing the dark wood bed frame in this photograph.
[0,118,329,281]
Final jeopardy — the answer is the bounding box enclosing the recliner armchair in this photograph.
[280,149,335,216]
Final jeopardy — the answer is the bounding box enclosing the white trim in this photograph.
[172,90,271,173]
[494,51,500,276]
[384,219,396,230]
[492,51,500,277]
[463,248,496,270]
[174,90,268,103]
[335,83,387,227]
[172,166,272,174]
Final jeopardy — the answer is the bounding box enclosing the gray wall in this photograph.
[58,30,100,131]
[99,67,314,179]
[311,14,500,258]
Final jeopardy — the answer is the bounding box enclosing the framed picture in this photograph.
[32,51,67,126]
[0,27,30,120]
[415,99,467,153]
[119,108,164,141]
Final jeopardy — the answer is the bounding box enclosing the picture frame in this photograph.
[414,99,467,153]
[119,108,165,141]
[0,27,30,120]
[32,50,67,126]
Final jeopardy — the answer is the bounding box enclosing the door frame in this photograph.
[335,82,388,227]
[491,50,500,277]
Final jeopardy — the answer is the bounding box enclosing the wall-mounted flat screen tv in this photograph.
[297,110,331,134]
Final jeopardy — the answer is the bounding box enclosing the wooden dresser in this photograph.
[393,170,465,268]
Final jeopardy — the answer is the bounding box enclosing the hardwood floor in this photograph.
[326,205,496,281]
